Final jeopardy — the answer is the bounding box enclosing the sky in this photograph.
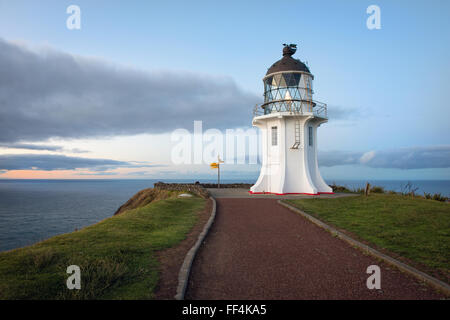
[0,0,449,180]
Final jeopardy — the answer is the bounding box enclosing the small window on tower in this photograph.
[271,126,278,146]
[308,126,313,146]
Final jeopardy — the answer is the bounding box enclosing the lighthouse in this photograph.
[250,44,333,195]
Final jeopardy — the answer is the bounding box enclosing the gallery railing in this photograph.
[253,100,328,119]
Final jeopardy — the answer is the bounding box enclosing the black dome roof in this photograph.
[266,44,310,75]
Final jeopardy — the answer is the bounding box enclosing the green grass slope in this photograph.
[0,193,206,299]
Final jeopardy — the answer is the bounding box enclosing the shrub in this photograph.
[423,192,448,202]
[330,183,351,193]
[370,186,385,194]
[432,193,448,202]
[400,181,419,196]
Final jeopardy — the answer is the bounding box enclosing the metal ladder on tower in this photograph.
[291,120,301,149]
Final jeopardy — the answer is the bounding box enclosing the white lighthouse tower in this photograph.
[250,44,333,195]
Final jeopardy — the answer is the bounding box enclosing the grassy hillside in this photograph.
[0,191,206,299]
[285,194,450,283]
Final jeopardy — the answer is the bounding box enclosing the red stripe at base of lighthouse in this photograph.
[248,191,334,196]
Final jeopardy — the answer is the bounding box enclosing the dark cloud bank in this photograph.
[319,146,450,169]
[0,142,88,153]
[0,154,161,171]
[0,38,258,143]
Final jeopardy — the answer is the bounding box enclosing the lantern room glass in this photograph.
[263,72,313,115]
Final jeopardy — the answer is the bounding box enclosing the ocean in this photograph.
[0,179,449,252]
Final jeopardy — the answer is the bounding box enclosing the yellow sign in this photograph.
[210,163,219,169]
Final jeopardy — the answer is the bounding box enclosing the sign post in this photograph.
[210,155,224,189]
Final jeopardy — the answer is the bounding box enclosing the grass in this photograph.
[0,193,206,300]
[285,194,450,282]
[330,182,449,202]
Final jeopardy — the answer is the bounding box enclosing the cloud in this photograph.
[319,145,450,169]
[0,154,162,171]
[0,143,89,153]
[0,38,259,143]
[76,172,119,176]
[126,171,152,176]
[0,143,64,152]
[360,146,450,169]
[360,151,376,164]
[326,105,360,121]
[70,148,90,154]
[317,150,363,167]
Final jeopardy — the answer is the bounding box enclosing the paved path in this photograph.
[186,198,444,299]
[207,188,358,199]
